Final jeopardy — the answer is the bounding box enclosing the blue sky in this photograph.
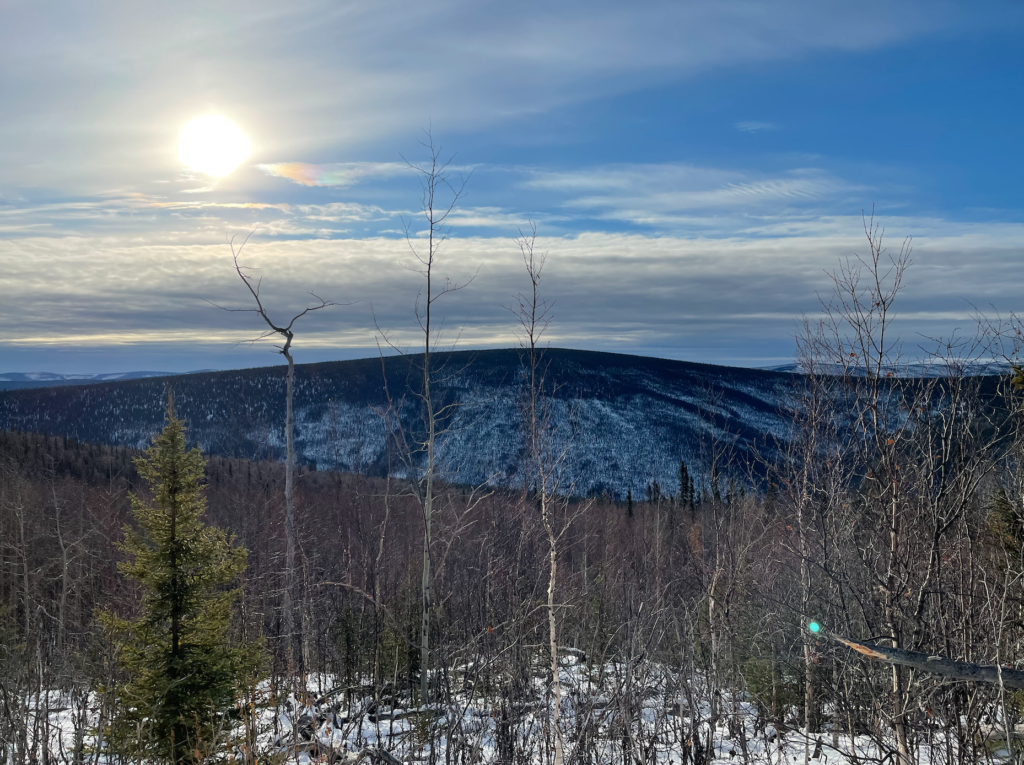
[1,0,1022,372]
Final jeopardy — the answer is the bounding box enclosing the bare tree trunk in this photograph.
[514,224,564,765]
[400,132,470,706]
[707,560,722,764]
[799,486,816,762]
[419,174,436,707]
[543,493,563,765]
[284,345,298,676]
[224,233,337,682]
[421,432,432,703]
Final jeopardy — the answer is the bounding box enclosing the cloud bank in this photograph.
[1,215,1020,371]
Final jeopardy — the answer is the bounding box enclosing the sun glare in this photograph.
[178,115,250,177]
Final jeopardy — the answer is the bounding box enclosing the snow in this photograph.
[11,662,1011,764]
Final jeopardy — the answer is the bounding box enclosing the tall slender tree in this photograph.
[401,131,470,703]
[512,223,565,765]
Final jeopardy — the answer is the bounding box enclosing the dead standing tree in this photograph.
[511,223,593,765]
[223,234,338,679]
[511,223,565,765]
[400,132,471,705]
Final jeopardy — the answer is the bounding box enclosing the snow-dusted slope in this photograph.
[760,361,1012,377]
[0,349,799,496]
[0,370,186,390]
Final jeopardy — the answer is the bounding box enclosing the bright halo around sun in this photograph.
[178,115,251,177]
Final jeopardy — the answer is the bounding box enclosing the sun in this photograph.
[178,115,250,177]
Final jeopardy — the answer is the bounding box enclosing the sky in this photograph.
[1,0,1022,373]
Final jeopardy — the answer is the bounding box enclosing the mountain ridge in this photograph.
[0,348,800,496]
[0,370,220,390]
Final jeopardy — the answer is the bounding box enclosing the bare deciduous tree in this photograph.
[398,131,471,705]
[512,224,565,765]
[223,233,339,678]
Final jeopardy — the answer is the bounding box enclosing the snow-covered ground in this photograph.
[9,658,1011,764]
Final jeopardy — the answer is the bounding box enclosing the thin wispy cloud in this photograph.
[257,162,410,187]
[294,202,397,223]
[525,164,853,227]
[735,121,777,133]
[446,207,549,229]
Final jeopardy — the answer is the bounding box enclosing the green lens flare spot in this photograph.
[808,621,821,633]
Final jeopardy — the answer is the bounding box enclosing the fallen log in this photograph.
[817,627,1024,690]
[559,646,589,662]
[314,683,390,707]
[367,747,403,765]
[339,747,403,765]
[368,707,438,723]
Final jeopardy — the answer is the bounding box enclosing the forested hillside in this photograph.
[0,349,798,498]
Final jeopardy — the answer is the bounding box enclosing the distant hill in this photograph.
[0,349,800,497]
[760,361,1011,378]
[0,370,218,391]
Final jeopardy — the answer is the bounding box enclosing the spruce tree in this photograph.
[678,460,695,515]
[101,401,263,764]
[992,487,1024,563]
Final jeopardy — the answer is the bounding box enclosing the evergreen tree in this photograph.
[725,478,737,505]
[765,472,778,513]
[646,479,662,503]
[992,487,1024,564]
[101,402,263,764]
[678,460,695,514]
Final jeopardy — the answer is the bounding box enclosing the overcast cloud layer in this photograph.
[1,0,1022,372]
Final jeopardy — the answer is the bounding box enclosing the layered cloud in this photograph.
[524,164,854,228]
[1,215,1021,371]
[0,0,1020,372]
[0,159,857,238]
